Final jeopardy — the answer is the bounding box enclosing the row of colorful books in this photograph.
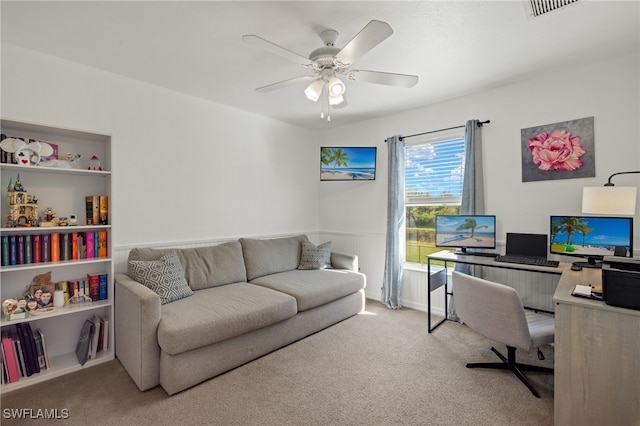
[1,323,49,384]
[57,273,109,304]
[85,195,108,226]
[1,231,108,266]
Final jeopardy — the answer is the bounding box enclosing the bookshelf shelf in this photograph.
[1,119,113,393]
[1,257,111,273]
[0,162,111,176]
[0,349,113,393]
[0,300,112,327]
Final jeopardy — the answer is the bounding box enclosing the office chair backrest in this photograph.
[452,271,532,350]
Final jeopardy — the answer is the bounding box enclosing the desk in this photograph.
[426,250,565,333]
[553,267,640,425]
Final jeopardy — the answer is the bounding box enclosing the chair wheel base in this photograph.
[466,346,553,398]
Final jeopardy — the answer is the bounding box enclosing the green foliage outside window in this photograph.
[406,205,460,263]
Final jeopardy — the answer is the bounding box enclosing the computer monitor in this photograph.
[550,215,634,268]
[435,215,496,254]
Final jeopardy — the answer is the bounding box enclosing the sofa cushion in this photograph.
[298,240,332,270]
[157,282,297,355]
[128,241,247,290]
[128,251,194,305]
[240,235,308,280]
[250,269,366,312]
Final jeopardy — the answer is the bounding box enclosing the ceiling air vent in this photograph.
[525,0,580,19]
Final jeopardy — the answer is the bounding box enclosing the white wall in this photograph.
[319,52,640,303]
[3,43,638,307]
[1,44,321,248]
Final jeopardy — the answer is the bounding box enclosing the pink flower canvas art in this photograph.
[521,116,595,182]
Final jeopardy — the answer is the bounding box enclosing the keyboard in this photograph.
[494,255,559,268]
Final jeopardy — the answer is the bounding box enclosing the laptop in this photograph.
[505,233,548,259]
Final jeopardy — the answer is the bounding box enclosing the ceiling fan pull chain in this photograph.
[324,82,332,121]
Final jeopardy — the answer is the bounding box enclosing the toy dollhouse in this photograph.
[6,174,39,227]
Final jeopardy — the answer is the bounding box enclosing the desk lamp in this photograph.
[582,171,639,216]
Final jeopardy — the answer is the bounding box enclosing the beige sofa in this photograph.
[114,235,366,395]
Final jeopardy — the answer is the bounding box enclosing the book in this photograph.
[77,232,85,259]
[90,315,101,359]
[84,232,95,259]
[61,233,70,260]
[42,233,51,263]
[15,323,38,376]
[1,332,20,383]
[87,273,100,301]
[11,329,26,378]
[75,319,94,366]
[92,195,100,226]
[85,196,94,225]
[94,231,99,258]
[24,234,32,264]
[36,329,50,369]
[1,235,8,266]
[68,280,79,302]
[98,231,107,258]
[99,195,108,225]
[9,235,17,265]
[101,318,109,352]
[17,235,25,265]
[33,234,41,263]
[99,273,108,300]
[71,232,79,260]
[98,318,104,353]
[50,232,60,262]
[32,329,47,369]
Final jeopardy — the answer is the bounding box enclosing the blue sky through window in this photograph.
[405,138,465,198]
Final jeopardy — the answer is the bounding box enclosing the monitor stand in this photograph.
[572,257,603,269]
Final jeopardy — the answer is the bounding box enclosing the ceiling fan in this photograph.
[242,20,419,121]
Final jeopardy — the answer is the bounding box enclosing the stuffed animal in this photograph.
[2,298,20,317]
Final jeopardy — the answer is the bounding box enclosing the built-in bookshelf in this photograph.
[0,119,113,393]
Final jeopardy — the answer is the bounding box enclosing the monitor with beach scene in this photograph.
[550,215,633,267]
[435,215,496,254]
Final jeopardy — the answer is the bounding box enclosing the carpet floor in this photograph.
[1,300,554,425]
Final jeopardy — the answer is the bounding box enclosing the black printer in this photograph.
[602,256,640,310]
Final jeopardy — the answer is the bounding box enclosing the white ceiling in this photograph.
[2,1,639,130]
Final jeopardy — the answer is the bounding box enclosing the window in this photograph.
[405,129,465,263]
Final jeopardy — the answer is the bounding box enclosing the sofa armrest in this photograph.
[330,252,359,272]
[114,272,162,391]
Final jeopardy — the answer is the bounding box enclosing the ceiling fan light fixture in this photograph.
[304,79,324,102]
[329,93,345,106]
[327,76,346,96]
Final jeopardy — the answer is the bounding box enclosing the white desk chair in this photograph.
[452,271,554,398]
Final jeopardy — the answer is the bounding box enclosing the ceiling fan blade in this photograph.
[242,35,313,66]
[335,20,393,65]
[346,70,419,88]
[255,75,316,93]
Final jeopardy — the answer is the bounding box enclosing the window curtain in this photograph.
[449,119,485,321]
[382,135,405,309]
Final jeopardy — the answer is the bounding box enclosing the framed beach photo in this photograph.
[320,147,377,181]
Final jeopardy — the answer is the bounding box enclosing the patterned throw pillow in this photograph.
[298,240,332,270]
[128,251,193,305]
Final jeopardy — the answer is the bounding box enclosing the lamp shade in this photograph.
[582,186,637,215]
[304,80,324,102]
